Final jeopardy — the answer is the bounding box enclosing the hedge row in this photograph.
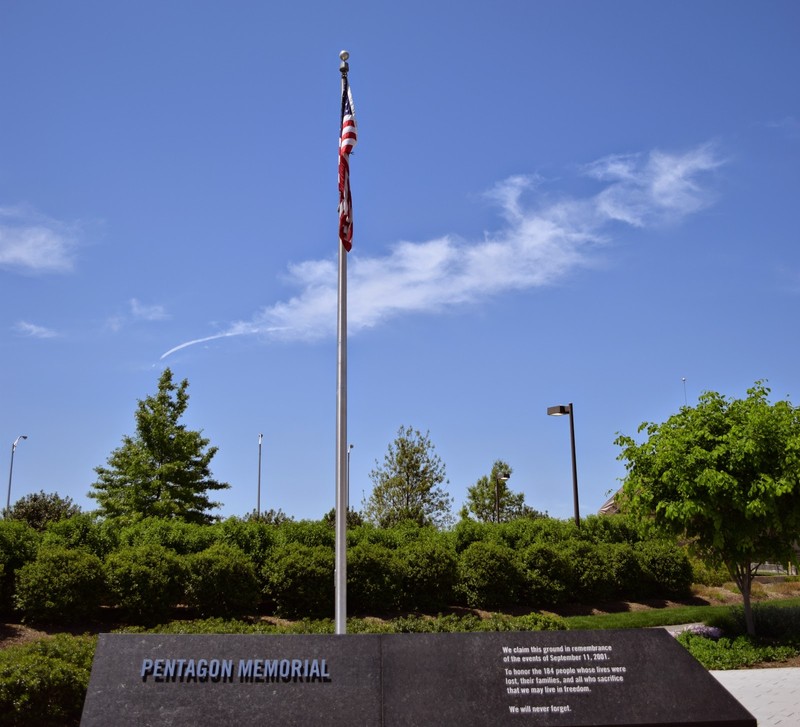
[0,514,692,624]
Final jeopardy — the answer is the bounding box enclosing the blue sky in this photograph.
[2,1,798,523]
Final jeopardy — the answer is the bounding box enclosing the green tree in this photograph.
[460,460,526,523]
[363,426,453,528]
[4,491,81,531]
[89,368,229,524]
[615,382,800,635]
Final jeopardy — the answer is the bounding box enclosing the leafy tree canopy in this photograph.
[363,426,453,528]
[89,368,229,524]
[460,460,526,523]
[615,381,800,635]
[4,491,81,531]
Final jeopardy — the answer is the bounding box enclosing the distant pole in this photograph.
[682,377,688,407]
[257,433,263,517]
[6,435,28,515]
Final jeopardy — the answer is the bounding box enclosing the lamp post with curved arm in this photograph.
[6,435,28,515]
[547,403,580,527]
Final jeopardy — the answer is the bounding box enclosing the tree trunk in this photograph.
[733,562,756,636]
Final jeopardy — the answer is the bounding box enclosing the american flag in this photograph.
[338,81,357,251]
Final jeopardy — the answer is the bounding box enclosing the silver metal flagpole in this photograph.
[334,49,350,635]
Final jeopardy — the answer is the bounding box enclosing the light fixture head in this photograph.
[498,471,510,482]
[547,405,571,416]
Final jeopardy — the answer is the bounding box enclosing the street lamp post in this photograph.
[6,435,28,515]
[495,471,510,523]
[257,434,263,518]
[547,403,580,527]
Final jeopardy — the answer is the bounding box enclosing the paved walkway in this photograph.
[711,667,799,727]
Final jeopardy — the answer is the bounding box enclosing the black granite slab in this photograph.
[81,629,755,726]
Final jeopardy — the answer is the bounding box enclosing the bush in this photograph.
[104,544,185,623]
[116,516,216,555]
[677,632,797,670]
[261,543,334,618]
[184,543,259,617]
[0,634,96,727]
[455,540,522,609]
[634,540,693,598]
[347,542,405,613]
[0,520,40,614]
[517,542,572,607]
[41,513,118,559]
[14,547,105,623]
[276,520,335,549]
[214,517,277,562]
[398,536,457,611]
[4,491,81,531]
[690,555,729,587]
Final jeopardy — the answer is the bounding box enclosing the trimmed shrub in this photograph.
[116,516,216,555]
[518,542,573,607]
[214,517,278,562]
[40,512,118,559]
[184,543,259,617]
[633,540,693,598]
[262,543,334,618]
[104,544,185,623]
[455,540,522,609]
[347,541,405,613]
[276,520,335,549]
[0,634,96,727]
[0,520,40,614]
[452,519,489,554]
[398,536,457,611]
[689,555,729,587]
[14,547,105,623]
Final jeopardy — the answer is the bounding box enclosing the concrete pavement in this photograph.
[711,667,799,727]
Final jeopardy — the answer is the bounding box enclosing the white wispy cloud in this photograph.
[14,321,60,339]
[0,205,78,273]
[107,298,170,332]
[130,298,169,322]
[162,143,723,359]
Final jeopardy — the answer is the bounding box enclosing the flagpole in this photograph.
[335,49,350,636]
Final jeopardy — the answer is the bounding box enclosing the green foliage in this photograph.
[14,547,105,623]
[4,491,81,531]
[0,634,96,727]
[347,541,405,613]
[455,540,522,609]
[616,381,800,634]
[363,426,453,528]
[214,517,278,561]
[116,516,216,555]
[677,632,797,670]
[90,368,229,524]
[461,460,526,523]
[41,512,118,559]
[689,555,729,587]
[633,540,693,598]
[184,543,260,617]
[261,543,334,618]
[104,544,185,623]
[276,520,335,549]
[322,507,364,528]
[243,508,293,525]
[0,520,40,613]
[398,534,458,611]
[517,542,572,606]
[707,602,800,643]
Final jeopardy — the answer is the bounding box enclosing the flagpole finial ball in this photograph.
[339,50,350,61]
